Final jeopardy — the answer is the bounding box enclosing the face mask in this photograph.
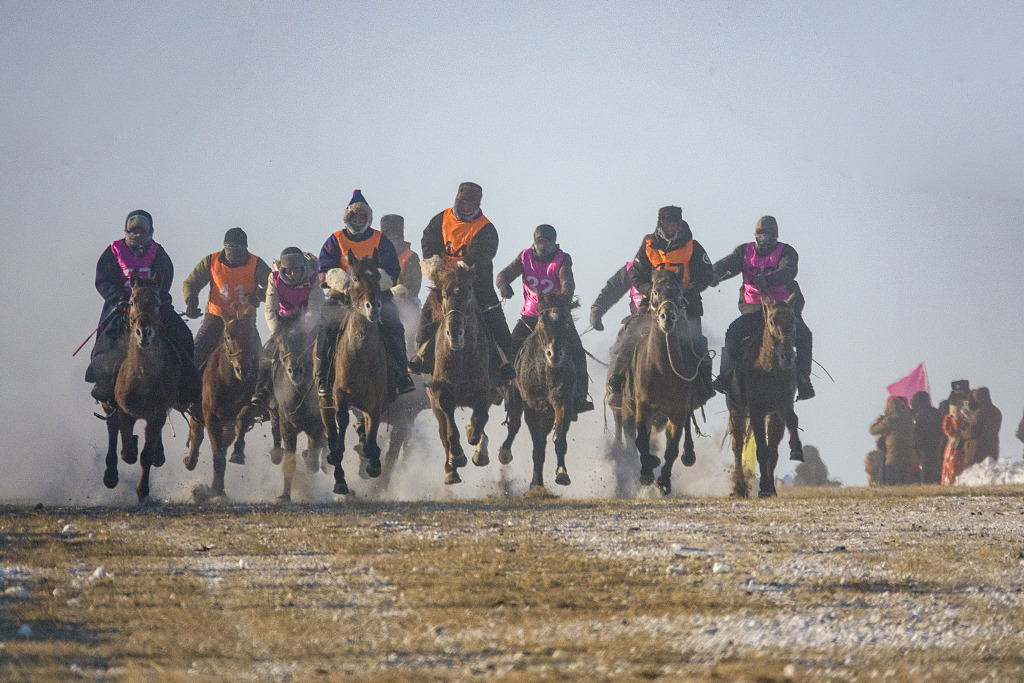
[346,214,370,235]
[755,234,777,251]
[124,230,153,254]
[533,241,558,259]
[223,245,248,264]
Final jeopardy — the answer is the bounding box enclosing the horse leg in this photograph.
[119,413,139,466]
[498,388,522,465]
[331,397,350,495]
[657,419,683,496]
[269,404,285,465]
[363,413,382,478]
[183,412,204,471]
[784,403,803,461]
[209,419,229,497]
[279,423,298,503]
[680,412,696,467]
[752,410,776,498]
[553,403,571,486]
[524,409,552,489]
[432,391,463,484]
[102,404,120,489]
[729,410,749,498]
[469,401,489,467]
[765,411,785,495]
[635,413,657,486]
[384,412,409,466]
[302,430,320,472]
[137,416,164,501]
[229,413,247,465]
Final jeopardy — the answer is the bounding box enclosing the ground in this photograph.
[2,485,1024,681]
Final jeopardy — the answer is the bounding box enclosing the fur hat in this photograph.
[125,210,153,233]
[657,206,683,226]
[533,224,557,243]
[755,215,778,236]
[278,247,306,270]
[223,227,248,247]
[344,189,372,230]
[380,214,405,242]
[456,182,482,202]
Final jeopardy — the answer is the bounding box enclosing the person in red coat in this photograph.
[941,402,970,485]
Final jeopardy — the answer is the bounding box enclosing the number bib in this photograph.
[208,252,258,316]
[520,247,564,317]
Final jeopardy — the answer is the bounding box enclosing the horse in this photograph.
[321,255,393,495]
[183,304,261,497]
[624,269,707,495]
[102,272,181,501]
[726,295,803,498]
[498,293,578,488]
[424,257,497,485]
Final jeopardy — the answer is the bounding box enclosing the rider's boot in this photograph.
[796,373,816,401]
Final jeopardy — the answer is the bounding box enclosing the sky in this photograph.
[2,0,1023,501]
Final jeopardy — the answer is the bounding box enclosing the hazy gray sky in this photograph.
[3,0,1023,494]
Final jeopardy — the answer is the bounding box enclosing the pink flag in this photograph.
[887,362,930,402]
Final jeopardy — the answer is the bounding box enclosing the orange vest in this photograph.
[332,230,382,271]
[644,238,693,288]
[208,252,258,316]
[441,208,490,261]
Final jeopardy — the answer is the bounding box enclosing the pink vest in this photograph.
[273,270,317,317]
[742,242,791,304]
[520,248,564,317]
[625,261,642,314]
[110,239,159,292]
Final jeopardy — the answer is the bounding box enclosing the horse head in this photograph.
[278,323,314,387]
[127,273,162,349]
[347,253,383,323]
[535,292,576,368]
[222,303,257,380]
[433,261,476,352]
[649,269,685,334]
[762,295,797,371]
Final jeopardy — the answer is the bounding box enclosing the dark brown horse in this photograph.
[498,294,578,488]
[268,317,326,501]
[183,304,260,497]
[425,258,497,485]
[322,256,392,494]
[625,269,706,495]
[102,273,181,501]
[727,295,804,498]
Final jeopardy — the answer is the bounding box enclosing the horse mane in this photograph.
[425,258,472,321]
[537,291,580,315]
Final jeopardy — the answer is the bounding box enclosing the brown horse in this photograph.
[102,273,181,501]
[498,293,578,488]
[322,256,392,495]
[268,317,326,501]
[625,269,706,495]
[727,296,804,498]
[183,304,260,497]
[425,258,497,485]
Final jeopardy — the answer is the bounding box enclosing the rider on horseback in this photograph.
[710,215,814,401]
[606,206,715,404]
[495,224,593,415]
[86,210,202,405]
[589,260,643,332]
[407,182,515,380]
[182,227,271,373]
[245,247,324,420]
[315,190,416,408]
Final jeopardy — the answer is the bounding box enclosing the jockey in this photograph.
[710,215,814,400]
[315,190,416,412]
[86,210,202,405]
[495,224,594,415]
[182,227,271,373]
[589,260,643,332]
[246,247,323,420]
[407,182,515,380]
[606,206,715,403]
[380,213,422,355]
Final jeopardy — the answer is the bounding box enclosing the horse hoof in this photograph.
[103,469,118,489]
[473,451,489,467]
[366,457,382,478]
[269,447,285,465]
[658,477,672,496]
[790,448,804,462]
[451,452,468,469]
[333,478,349,495]
[758,488,777,499]
[639,471,655,486]
[555,468,571,486]
[444,471,462,485]
[182,455,198,472]
[681,450,696,467]
[153,448,165,468]
[277,494,291,504]
[228,452,245,465]
[498,446,513,465]
[122,451,137,465]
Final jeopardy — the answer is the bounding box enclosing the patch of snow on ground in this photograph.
[956,458,1024,486]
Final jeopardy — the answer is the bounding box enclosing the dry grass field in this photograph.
[2,485,1024,681]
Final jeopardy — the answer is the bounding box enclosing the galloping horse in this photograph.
[727,295,803,498]
[322,255,392,495]
[498,293,578,489]
[625,269,706,495]
[103,273,181,501]
[424,257,496,485]
[268,318,326,502]
[183,304,260,497]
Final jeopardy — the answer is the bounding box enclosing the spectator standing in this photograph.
[964,387,1002,465]
[911,391,945,485]
[869,396,914,485]
[941,402,970,485]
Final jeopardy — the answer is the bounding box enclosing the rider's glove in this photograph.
[589,308,604,332]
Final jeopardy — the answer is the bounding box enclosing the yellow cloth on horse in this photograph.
[742,430,757,475]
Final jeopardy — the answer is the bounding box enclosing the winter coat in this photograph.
[629,225,713,318]
[422,209,501,308]
[265,254,324,336]
[941,412,969,485]
[964,387,1002,465]
[869,400,915,467]
[712,242,801,316]
[182,250,271,312]
[912,401,945,485]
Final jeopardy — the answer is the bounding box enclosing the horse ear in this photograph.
[151,273,162,289]
[346,249,356,269]
[129,270,139,288]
